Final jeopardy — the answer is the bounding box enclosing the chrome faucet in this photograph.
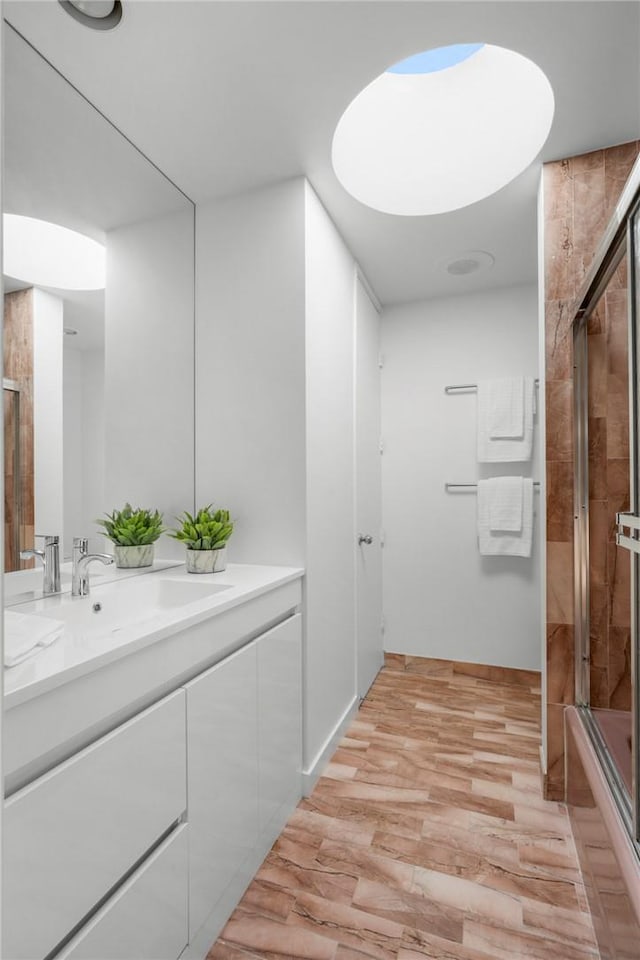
[72,537,114,597]
[20,534,61,595]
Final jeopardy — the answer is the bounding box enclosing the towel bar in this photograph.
[445,482,541,491]
[444,379,540,394]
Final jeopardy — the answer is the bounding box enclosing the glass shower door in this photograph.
[575,241,637,838]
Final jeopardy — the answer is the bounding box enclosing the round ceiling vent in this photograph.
[442,251,495,276]
[59,1,122,30]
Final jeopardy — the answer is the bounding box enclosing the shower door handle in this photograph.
[615,512,640,554]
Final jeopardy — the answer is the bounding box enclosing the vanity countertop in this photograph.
[4,562,304,710]
[4,557,184,607]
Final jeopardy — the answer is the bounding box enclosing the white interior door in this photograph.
[355,276,383,698]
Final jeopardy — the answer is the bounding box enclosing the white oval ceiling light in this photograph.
[3,215,106,291]
[332,43,554,216]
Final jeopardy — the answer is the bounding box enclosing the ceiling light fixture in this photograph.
[332,43,554,216]
[59,0,122,30]
[3,214,106,291]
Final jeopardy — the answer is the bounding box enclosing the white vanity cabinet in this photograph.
[3,567,303,960]
[186,613,302,948]
[3,690,187,960]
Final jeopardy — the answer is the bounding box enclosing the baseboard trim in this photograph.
[302,695,359,796]
[384,652,541,689]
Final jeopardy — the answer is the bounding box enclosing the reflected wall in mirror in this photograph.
[2,23,195,580]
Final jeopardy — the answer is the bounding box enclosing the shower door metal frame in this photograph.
[573,318,589,709]
[629,201,640,843]
[571,156,640,847]
[3,377,21,571]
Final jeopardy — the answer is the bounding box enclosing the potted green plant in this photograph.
[170,505,234,574]
[96,503,164,568]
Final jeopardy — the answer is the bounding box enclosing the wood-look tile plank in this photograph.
[207,942,265,960]
[287,891,404,960]
[399,938,497,960]
[372,828,580,911]
[350,876,464,942]
[409,864,523,927]
[521,897,601,947]
[236,880,297,922]
[218,913,339,960]
[417,818,521,866]
[255,854,359,908]
[463,917,599,960]
[287,808,376,848]
[518,838,584,883]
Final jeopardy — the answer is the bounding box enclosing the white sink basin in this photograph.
[23,576,232,639]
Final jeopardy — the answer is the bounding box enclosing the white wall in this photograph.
[33,288,63,540]
[63,346,82,555]
[304,183,357,772]
[195,179,307,566]
[82,350,105,550]
[381,283,541,671]
[63,346,104,557]
[195,178,360,778]
[105,207,194,559]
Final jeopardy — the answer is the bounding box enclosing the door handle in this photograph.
[358,534,373,545]
[616,512,640,554]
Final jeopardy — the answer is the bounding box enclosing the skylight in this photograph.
[3,214,106,290]
[386,43,484,75]
[331,43,554,216]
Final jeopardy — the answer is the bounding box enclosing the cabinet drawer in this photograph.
[186,639,259,939]
[258,614,302,835]
[56,825,188,960]
[4,690,186,960]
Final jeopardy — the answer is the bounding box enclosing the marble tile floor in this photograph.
[208,655,600,960]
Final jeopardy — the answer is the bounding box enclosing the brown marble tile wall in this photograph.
[3,289,35,572]
[544,142,640,800]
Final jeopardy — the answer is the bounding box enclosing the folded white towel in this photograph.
[478,478,534,557]
[477,377,535,462]
[4,611,64,667]
[487,476,523,532]
[488,378,524,439]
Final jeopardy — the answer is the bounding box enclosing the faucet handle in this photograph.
[36,534,59,546]
[20,547,45,561]
[73,536,89,552]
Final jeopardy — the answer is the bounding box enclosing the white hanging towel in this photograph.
[477,377,535,462]
[488,377,524,438]
[478,477,534,557]
[4,610,64,667]
[487,476,523,532]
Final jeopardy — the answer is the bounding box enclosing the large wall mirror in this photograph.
[2,23,195,591]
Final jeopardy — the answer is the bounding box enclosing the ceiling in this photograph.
[4,0,640,306]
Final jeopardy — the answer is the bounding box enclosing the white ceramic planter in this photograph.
[185,546,227,574]
[114,544,154,568]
